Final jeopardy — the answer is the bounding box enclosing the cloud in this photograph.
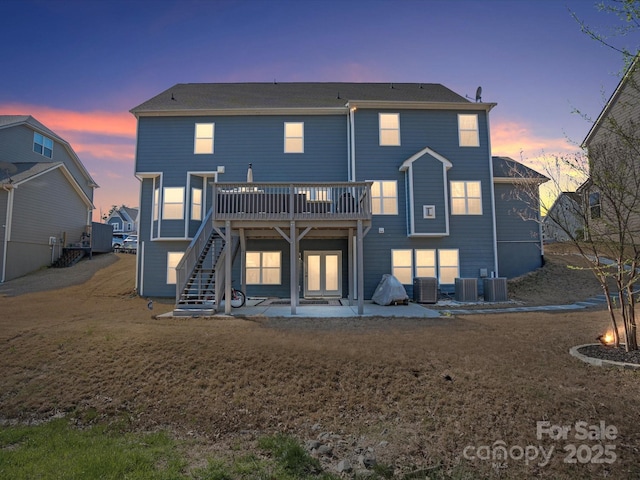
[491,120,580,161]
[0,103,135,138]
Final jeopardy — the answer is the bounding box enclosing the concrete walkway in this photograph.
[217,298,442,318]
[205,293,611,319]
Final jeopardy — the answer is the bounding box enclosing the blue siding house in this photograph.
[130,83,546,314]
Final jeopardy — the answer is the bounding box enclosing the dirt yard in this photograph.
[1,249,639,479]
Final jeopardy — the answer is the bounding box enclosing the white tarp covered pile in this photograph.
[371,274,409,306]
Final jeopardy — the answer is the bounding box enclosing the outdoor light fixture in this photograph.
[597,332,615,346]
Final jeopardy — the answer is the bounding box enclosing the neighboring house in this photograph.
[492,156,548,278]
[106,205,138,233]
[542,192,583,242]
[0,115,98,282]
[582,55,640,239]
[130,83,547,313]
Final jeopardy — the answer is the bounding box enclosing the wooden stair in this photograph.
[52,249,86,268]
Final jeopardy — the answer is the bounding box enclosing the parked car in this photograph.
[112,233,128,250]
[122,235,138,253]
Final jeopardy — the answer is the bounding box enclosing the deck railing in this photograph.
[212,182,372,221]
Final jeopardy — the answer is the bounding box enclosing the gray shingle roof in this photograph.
[492,156,548,181]
[0,162,61,185]
[0,115,62,141]
[131,82,473,114]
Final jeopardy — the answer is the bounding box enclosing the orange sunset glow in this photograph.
[0,102,585,222]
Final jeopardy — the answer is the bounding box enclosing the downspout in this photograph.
[349,106,356,182]
[346,113,351,181]
[486,110,499,277]
[2,186,15,283]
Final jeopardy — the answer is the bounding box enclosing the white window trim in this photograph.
[166,251,184,285]
[153,186,160,222]
[379,113,400,146]
[33,132,53,158]
[370,180,398,215]
[391,249,413,285]
[162,187,185,220]
[284,122,304,153]
[458,114,479,147]
[191,187,203,221]
[391,248,459,285]
[438,249,459,285]
[246,251,282,285]
[415,249,437,278]
[194,123,215,154]
[451,181,482,215]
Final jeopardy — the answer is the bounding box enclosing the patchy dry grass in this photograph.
[1,251,639,478]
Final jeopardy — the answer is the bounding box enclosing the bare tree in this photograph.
[510,56,640,351]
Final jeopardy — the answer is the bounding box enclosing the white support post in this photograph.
[290,220,297,315]
[348,227,354,306]
[357,219,364,315]
[225,220,232,315]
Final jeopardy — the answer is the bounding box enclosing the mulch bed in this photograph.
[578,344,640,365]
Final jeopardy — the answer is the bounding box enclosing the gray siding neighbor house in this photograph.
[130,83,547,314]
[542,192,583,242]
[582,55,640,242]
[0,115,98,282]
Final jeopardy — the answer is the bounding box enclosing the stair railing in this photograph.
[175,207,214,304]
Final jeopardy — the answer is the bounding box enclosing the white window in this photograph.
[33,132,53,158]
[391,249,413,284]
[415,249,436,278]
[438,249,459,284]
[163,187,185,220]
[371,180,398,215]
[246,251,281,285]
[379,113,400,146]
[458,114,479,147]
[194,123,214,154]
[166,252,184,284]
[451,181,482,215]
[153,186,160,221]
[191,187,202,221]
[284,122,304,153]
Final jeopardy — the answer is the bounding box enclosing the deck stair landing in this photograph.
[52,248,86,268]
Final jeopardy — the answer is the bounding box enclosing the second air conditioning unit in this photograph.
[455,277,478,302]
[413,277,438,304]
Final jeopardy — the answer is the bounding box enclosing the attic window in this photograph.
[34,132,53,158]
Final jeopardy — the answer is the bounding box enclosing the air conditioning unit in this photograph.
[413,277,438,304]
[483,277,508,302]
[48,236,57,245]
[455,277,478,302]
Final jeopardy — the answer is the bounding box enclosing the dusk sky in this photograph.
[2,0,638,220]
